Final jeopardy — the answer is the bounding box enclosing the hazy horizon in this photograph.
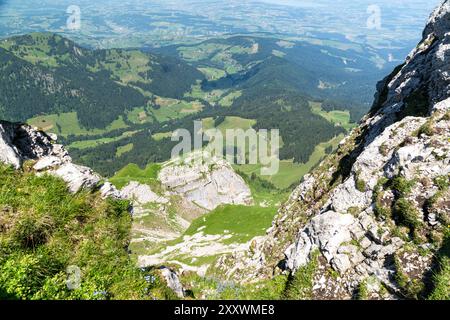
[0,0,443,52]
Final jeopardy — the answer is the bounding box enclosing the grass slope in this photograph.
[109,163,162,189]
[310,101,356,131]
[185,205,275,245]
[237,134,345,189]
[0,164,175,300]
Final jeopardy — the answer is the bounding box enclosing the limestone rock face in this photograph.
[0,121,65,169]
[119,181,170,217]
[159,154,253,210]
[99,182,123,199]
[0,121,21,169]
[215,1,450,299]
[158,267,185,298]
[0,121,119,195]
[51,163,101,193]
[285,211,358,272]
[121,181,169,205]
[129,154,255,273]
[33,156,64,171]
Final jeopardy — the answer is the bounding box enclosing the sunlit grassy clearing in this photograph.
[68,131,139,150]
[310,101,356,131]
[198,67,227,80]
[109,163,162,189]
[116,143,134,157]
[218,91,243,107]
[150,97,203,122]
[28,112,128,137]
[237,134,345,189]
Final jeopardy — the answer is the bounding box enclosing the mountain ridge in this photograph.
[214,0,450,300]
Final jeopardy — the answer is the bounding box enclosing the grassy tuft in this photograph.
[391,176,415,196]
[355,280,369,300]
[393,255,424,299]
[428,229,450,300]
[283,251,319,300]
[393,198,422,231]
[417,120,435,137]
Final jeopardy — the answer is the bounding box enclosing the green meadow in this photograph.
[116,143,134,157]
[68,131,139,150]
[109,163,162,189]
[28,112,128,137]
[185,204,276,244]
[237,134,345,189]
[198,67,227,80]
[310,101,357,131]
[150,97,204,122]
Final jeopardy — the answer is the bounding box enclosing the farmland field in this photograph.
[28,112,128,137]
[310,102,357,131]
[236,134,345,189]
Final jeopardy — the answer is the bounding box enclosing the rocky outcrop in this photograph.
[128,153,255,272]
[51,163,102,193]
[158,267,185,298]
[0,121,120,195]
[121,181,169,206]
[120,181,170,217]
[99,182,123,199]
[159,153,253,211]
[0,121,23,169]
[0,121,65,169]
[215,1,450,299]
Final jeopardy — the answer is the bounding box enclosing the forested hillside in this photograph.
[0,32,378,185]
[0,33,203,129]
[156,36,392,120]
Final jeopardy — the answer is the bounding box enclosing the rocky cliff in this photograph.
[159,152,253,211]
[0,120,114,195]
[125,152,253,273]
[216,1,450,300]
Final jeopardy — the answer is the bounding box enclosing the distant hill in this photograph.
[156,36,394,119]
[0,33,204,129]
